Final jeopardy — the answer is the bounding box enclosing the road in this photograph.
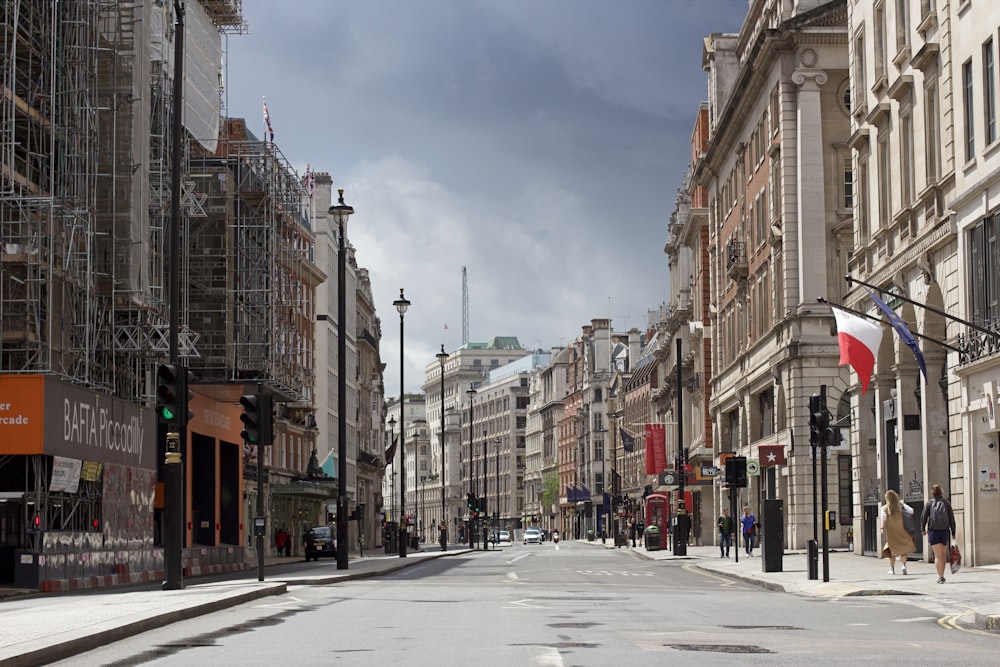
[52,540,1000,666]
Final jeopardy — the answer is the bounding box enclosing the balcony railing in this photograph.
[726,240,747,280]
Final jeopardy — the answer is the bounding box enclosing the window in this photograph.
[874,3,888,83]
[964,59,976,161]
[900,106,915,206]
[895,0,909,54]
[769,84,780,137]
[757,388,774,440]
[838,455,854,521]
[985,38,997,145]
[877,132,891,230]
[968,211,1000,326]
[925,78,940,182]
[854,29,867,110]
[843,156,854,210]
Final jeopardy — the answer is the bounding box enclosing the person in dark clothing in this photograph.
[717,509,734,558]
[920,483,956,583]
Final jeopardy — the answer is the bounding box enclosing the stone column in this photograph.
[792,64,829,306]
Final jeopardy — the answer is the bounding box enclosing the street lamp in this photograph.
[394,289,410,557]
[388,415,396,530]
[437,345,449,551]
[494,438,501,541]
[466,384,476,550]
[329,189,354,571]
[608,411,622,547]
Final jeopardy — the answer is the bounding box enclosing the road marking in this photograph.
[938,611,996,636]
[535,646,564,666]
[509,598,545,608]
[892,616,937,623]
[507,553,531,564]
[507,572,520,581]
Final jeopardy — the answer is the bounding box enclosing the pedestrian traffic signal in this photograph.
[239,393,273,445]
[725,455,748,487]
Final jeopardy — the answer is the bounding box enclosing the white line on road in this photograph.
[507,553,531,564]
[535,646,564,666]
[507,572,520,581]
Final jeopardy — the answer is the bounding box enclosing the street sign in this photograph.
[746,459,760,476]
[700,466,720,477]
[659,472,676,486]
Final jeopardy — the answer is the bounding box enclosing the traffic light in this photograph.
[725,456,748,487]
[156,364,181,423]
[155,363,194,425]
[810,394,829,447]
[239,393,274,445]
[466,493,476,512]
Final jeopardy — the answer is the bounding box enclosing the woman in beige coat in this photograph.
[880,489,916,575]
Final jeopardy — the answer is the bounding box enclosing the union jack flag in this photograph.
[263,98,274,143]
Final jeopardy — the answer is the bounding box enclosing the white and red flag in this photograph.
[832,307,883,394]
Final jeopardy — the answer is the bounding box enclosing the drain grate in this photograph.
[720,625,803,631]
[665,643,774,654]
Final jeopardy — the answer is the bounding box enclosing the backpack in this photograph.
[902,505,916,534]
[928,499,950,531]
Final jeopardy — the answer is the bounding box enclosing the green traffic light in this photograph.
[159,406,176,421]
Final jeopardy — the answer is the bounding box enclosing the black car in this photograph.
[304,525,336,561]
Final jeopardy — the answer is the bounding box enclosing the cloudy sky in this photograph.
[225,0,748,394]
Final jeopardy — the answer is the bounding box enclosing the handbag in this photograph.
[949,542,962,574]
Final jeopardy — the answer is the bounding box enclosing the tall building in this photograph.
[693,0,852,551]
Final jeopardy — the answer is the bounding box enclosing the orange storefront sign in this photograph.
[0,375,46,454]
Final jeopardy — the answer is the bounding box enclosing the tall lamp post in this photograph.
[466,384,476,549]
[482,428,489,550]
[329,189,354,571]
[394,288,411,557]
[609,410,622,547]
[437,345,449,551]
[494,438,501,540]
[388,415,396,525]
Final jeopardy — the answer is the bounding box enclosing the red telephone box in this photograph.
[645,494,670,538]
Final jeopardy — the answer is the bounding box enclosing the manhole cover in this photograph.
[665,643,773,654]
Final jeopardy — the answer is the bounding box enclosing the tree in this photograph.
[541,471,560,511]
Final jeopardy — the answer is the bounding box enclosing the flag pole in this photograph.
[817,298,962,353]
[845,274,1000,340]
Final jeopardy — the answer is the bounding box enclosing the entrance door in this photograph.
[863,503,879,555]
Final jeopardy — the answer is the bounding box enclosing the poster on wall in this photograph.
[978,467,998,495]
[50,456,82,493]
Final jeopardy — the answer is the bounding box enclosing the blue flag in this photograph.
[620,427,635,452]
[866,288,927,381]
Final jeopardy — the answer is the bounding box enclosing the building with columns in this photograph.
[693,0,853,551]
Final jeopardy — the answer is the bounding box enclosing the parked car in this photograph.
[304,525,336,561]
[523,528,542,545]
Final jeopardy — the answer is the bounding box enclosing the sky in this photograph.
[224,0,749,394]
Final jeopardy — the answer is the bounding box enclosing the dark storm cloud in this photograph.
[226,0,748,391]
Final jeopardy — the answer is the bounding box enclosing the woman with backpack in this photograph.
[880,489,915,575]
[921,483,956,583]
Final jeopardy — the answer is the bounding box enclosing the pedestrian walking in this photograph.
[920,483,956,583]
[275,528,287,557]
[717,508,734,557]
[740,507,757,556]
[880,489,915,575]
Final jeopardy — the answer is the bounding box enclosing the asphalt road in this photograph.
[51,540,1000,666]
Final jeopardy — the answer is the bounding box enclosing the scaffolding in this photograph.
[189,119,316,402]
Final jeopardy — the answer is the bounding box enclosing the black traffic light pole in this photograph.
[162,0,186,593]
[675,337,686,556]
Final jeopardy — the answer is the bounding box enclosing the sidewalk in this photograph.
[585,538,1000,631]
[0,549,465,667]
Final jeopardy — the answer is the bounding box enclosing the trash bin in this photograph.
[616,530,628,547]
[644,525,661,551]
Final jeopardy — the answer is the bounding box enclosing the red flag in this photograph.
[759,444,785,467]
[832,307,883,394]
[644,423,666,474]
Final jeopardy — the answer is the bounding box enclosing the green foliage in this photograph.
[541,470,560,510]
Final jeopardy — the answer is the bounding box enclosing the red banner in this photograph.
[644,423,666,474]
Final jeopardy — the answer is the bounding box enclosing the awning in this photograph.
[270,481,337,499]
